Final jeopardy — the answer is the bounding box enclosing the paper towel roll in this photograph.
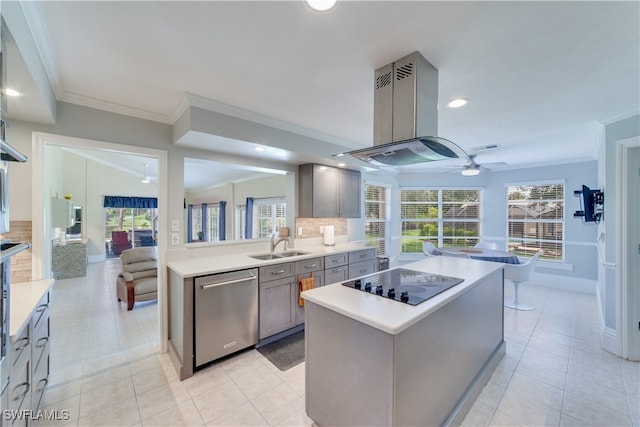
[323,225,335,246]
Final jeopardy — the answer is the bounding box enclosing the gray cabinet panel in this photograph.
[259,275,297,339]
[295,273,323,325]
[348,260,376,279]
[348,248,376,264]
[298,164,361,218]
[324,266,348,285]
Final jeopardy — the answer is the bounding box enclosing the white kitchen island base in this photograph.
[303,258,505,426]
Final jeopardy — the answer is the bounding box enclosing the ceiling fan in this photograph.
[449,155,507,176]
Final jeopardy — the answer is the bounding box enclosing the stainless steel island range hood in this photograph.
[346,51,466,166]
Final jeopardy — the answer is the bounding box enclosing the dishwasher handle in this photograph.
[200,274,257,290]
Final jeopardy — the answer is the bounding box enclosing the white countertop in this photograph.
[10,278,54,340]
[302,256,503,335]
[167,242,372,278]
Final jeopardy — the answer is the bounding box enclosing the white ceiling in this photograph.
[5,1,640,176]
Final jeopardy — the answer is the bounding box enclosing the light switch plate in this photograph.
[171,233,179,245]
[171,219,179,232]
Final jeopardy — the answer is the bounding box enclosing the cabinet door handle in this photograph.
[15,337,30,351]
[13,382,30,401]
[359,253,367,258]
[37,337,49,348]
[332,268,344,273]
[359,269,367,274]
[272,269,286,275]
[36,303,49,313]
[305,264,317,269]
[37,378,48,392]
[331,259,339,263]
[201,274,257,290]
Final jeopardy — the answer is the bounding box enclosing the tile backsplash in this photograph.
[295,218,347,239]
[0,221,33,283]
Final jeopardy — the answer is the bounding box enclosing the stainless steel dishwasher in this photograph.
[194,268,258,367]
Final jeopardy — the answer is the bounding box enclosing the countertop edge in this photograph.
[167,243,373,278]
[10,278,55,340]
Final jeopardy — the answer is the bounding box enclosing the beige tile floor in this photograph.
[33,260,639,426]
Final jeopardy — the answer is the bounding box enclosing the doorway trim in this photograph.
[31,132,169,353]
[617,136,640,361]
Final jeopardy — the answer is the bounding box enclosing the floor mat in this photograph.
[257,330,305,371]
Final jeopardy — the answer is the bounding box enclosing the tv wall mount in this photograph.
[573,185,604,223]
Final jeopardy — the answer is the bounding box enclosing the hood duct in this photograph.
[345,51,465,166]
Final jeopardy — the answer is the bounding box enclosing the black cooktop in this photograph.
[341,268,464,306]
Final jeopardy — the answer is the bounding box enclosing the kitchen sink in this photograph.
[277,250,311,257]
[249,253,283,260]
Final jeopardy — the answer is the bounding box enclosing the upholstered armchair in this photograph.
[116,247,158,310]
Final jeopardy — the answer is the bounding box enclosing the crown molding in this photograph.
[60,92,172,124]
[20,1,64,99]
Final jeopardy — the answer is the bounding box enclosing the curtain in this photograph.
[103,196,158,208]
[187,205,193,243]
[219,201,227,241]
[201,203,208,241]
[245,197,254,239]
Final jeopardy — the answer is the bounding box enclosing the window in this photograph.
[506,182,564,261]
[237,197,286,239]
[187,203,222,242]
[401,189,481,253]
[365,184,390,255]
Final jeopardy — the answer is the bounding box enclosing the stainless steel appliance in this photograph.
[342,268,464,305]
[194,268,259,367]
[342,51,467,166]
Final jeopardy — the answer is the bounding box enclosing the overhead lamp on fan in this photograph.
[450,155,507,176]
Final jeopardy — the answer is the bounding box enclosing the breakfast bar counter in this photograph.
[302,256,505,427]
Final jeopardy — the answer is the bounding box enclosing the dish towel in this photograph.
[298,274,315,307]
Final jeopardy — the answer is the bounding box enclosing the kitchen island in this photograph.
[302,256,505,427]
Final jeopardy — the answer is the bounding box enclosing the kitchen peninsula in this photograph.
[302,256,505,427]
[167,241,376,380]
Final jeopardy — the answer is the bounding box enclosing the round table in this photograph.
[433,247,520,264]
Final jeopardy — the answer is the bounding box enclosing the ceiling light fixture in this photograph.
[4,88,21,97]
[141,163,150,183]
[254,146,265,152]
[306,0,337,12]
[461,165,480,176]
[447,98,468,108]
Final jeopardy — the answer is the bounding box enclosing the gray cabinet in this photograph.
[298,164,361,218]
[259,262,296,339]
[294,257,324,325]
[324,253,349,285]
[31,293,50,413]
[348,248,377,279]
[6,291,49,427]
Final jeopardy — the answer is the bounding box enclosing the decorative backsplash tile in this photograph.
[0,221,33,283]
[295,218,347,239]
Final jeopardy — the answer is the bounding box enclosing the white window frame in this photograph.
[505,180,565,262]
[400,187,482,254]
[364,182,390,256]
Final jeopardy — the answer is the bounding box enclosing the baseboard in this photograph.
[531,272,596,294]
[600,326,618,355]
[87,254,106,263]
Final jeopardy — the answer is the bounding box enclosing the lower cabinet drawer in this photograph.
[324,253,348,268]
[324,266,348,285]
[11,326,30,368]
[348,260,376,279]
[348,249,376,264]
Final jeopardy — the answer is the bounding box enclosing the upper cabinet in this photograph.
[298,164,361,218]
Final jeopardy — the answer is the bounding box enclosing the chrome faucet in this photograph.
[270,234,288,252]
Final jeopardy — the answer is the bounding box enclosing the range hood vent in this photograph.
[345,51,465,166]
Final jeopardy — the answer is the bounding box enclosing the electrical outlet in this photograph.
[171,233,179,245]
[171,219,180,232]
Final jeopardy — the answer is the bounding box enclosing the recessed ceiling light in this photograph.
[447,98,468,109]
[4,88,21,97]
[306,0,337,12]
[254,146,265,152]
[338,163,346,167]
[335,153,344,157]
